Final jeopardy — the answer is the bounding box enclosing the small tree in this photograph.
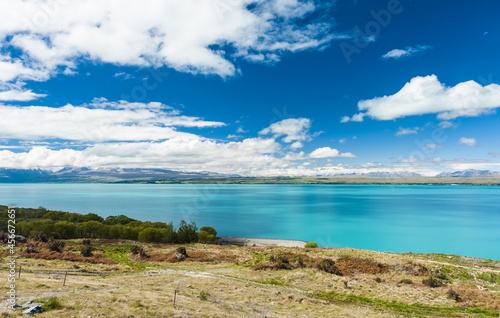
[177,220,198,244]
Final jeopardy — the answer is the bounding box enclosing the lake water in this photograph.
[1,183,499,260]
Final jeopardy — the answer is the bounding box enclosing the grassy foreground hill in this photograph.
[1,239,499,317]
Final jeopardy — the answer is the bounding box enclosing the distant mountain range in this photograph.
[0,168,231,183]
[436,169,500,177]
[359,172,423,178]
[0,168,499,183]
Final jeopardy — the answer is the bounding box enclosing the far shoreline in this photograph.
[218,236,307,248]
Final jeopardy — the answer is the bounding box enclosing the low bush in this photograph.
[130,245,143,255]
[422,276,445,288]
[304,241,318,248]
[176,246,187,257]
[31,232,50,242]
[399,278,413,284]
[393,261,429,276]
[47,240,66,253]
[80,244,93,257]
[199,226,217,236]
[199,291,210,301]
[198,230,217,244]
[41,297,63,311]
[336,255,390,275]
[23,243,39,254]
[271,255,290,270]
[447,288,462,302]
[436,271,450,281]
[317,259,342,275]
[130,245,148,257]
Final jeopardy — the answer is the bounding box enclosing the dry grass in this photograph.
[1,241,499,317]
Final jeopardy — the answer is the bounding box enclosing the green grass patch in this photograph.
[477,272,500,284]
[258,278,285,286]
[31,297,64,312]
[315,291,499,317]
[251,252,271,265]
[102,248,147,269]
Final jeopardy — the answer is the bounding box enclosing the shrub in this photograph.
[23,243,38,254]
[270,255,290,270]
[336,255,390,275]
[393,261,429,276]
[304,241,318,248]
[197,231,217,244]
[199,226,217,237]
[138,228,164,242]
[176,246,187,257]
[41,297,63,311]
[199,291,210,301]
[82,239,91,245]
[177,220,198,244]
[130,245,143,255]
[422,276,445,288]
[399,278,413,284]
[53,221,77,239]
[374,277,383,283]
[31,231,50,242]
[80,243,93,257]
[317,259,342,275]
[47,240,66,253]
[447,288,462,302]
[436,271,450,281]
[297,257,304,268]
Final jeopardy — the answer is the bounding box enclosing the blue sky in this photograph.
[0,0,499,176]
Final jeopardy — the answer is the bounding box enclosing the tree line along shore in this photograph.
[0,205,217,245]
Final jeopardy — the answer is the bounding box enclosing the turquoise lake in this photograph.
[1,183,499,260]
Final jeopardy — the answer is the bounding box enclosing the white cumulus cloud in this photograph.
[396,127,419,136]
[0,99,225,142]
[260,118,311,143]
[309,147,356,159]
[422,144,442,149]
[0,0,335,81]
[381,45,432,60]
[342,75,500,121]
[458,137,477,146]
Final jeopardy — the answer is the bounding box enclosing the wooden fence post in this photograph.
[63,271,68,286]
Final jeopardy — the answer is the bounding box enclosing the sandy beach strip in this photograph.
[217,236,307,247]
